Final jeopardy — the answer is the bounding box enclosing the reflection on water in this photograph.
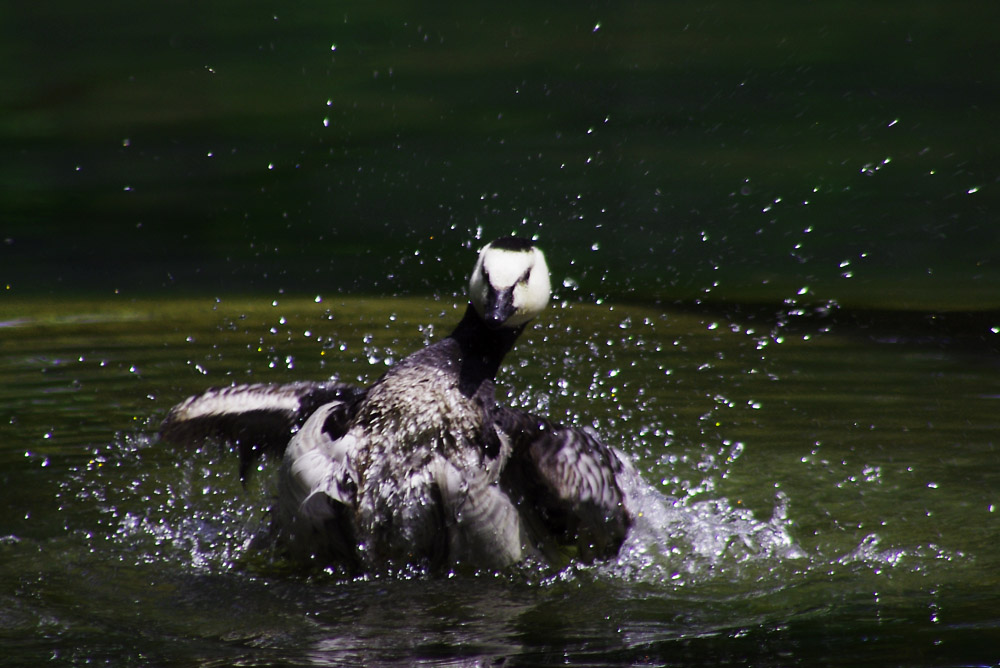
[2,297,997,665]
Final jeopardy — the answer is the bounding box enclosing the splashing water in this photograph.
[8,296,995,667]
[66,423,803,588]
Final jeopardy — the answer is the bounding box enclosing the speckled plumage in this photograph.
[160,238,637,573]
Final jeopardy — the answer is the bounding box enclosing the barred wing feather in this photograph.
[497,408,634,562]
[159,381,365,478]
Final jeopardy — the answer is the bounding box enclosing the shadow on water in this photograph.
[672,300,1000,355]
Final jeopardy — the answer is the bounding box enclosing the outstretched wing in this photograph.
[159,381,365,478]
[275,402,363,569]
[496,407,634,563]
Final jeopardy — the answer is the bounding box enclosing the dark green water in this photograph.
[1,296,998,666]
[2,0,999,306]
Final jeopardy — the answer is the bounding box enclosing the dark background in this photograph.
[3,0,998,308]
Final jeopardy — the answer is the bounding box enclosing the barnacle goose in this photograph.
[161,237,637,573]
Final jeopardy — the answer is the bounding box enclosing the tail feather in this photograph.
[159,381,364,477]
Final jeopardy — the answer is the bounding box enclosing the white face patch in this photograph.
[469,241,551,328]
[482,248,534,289]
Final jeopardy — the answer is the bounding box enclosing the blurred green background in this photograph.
[3,0,998,308]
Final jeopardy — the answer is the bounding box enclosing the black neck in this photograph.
[449,303,525,397]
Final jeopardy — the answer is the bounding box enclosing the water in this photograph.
[2,296,997,666]
[4,1,1000,305]
[3,1,1000,662]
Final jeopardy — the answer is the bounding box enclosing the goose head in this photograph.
[469,237,551,329]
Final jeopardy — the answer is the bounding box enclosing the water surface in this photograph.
[2,296,997,666]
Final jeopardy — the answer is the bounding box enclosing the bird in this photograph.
[160,237,637,574]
